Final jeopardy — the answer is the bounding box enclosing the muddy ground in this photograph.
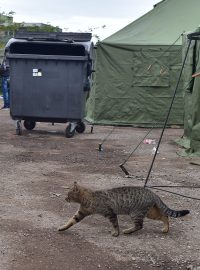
[0,103,200,270]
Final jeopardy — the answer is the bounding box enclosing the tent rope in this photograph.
[147,33,183,74]
[98,126,116,151]
[143,37,192,188]
[119,75,195,177]
[119,127,154,176]
[146,186,200,201]
[151,33,183,63]
[119,59,194,177]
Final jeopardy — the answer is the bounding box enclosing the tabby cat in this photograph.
[58,182,189,236]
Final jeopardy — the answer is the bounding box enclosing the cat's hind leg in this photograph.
[58,209,87,231]
[146,206,169,233]
[123,213,144,235]
[107,213,120,237]
[160,215,169,233]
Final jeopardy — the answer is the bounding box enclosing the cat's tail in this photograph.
[155,197,190,218]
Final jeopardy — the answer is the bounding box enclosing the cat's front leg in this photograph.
[58,210,86,231]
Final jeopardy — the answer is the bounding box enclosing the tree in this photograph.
[7,11,15,16]
[87,25,106,43]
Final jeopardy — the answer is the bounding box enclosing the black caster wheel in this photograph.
[65,124,75,138]
[75,121,86,133]
[24,120,36,130]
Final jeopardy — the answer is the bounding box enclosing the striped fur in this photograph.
[58,182,189,236]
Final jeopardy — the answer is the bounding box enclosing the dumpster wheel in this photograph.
[65,123,76,138]
[16,121,22,136]
[75,121,86,133]
[24,120,36,131]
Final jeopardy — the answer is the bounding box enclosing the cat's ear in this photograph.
[73,181,78,191]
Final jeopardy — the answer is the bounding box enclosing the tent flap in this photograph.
[86,43,183,126]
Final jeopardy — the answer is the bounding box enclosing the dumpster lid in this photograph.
[6,38,94,57]
[14,31,92,42]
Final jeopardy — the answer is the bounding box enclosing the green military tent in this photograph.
[176,28,200,156]
[86,0,200,127]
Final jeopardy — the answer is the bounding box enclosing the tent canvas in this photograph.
[176,29,200,156]
[86,0,200,126]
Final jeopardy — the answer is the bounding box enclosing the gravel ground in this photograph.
[0,102,200,270]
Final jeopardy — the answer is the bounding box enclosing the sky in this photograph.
[0,0,159,40]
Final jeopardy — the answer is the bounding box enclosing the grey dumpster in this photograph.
[6,32,94,137]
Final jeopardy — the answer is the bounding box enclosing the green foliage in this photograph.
[0,22,22,32]
[0,22,61,49]
[7,11,15,16]
[0,23,60,34]
[0,11,60,35]
[0,13,13,24]
[0,11,15,17]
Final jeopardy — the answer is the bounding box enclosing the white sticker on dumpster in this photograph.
[33,69,42,77]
